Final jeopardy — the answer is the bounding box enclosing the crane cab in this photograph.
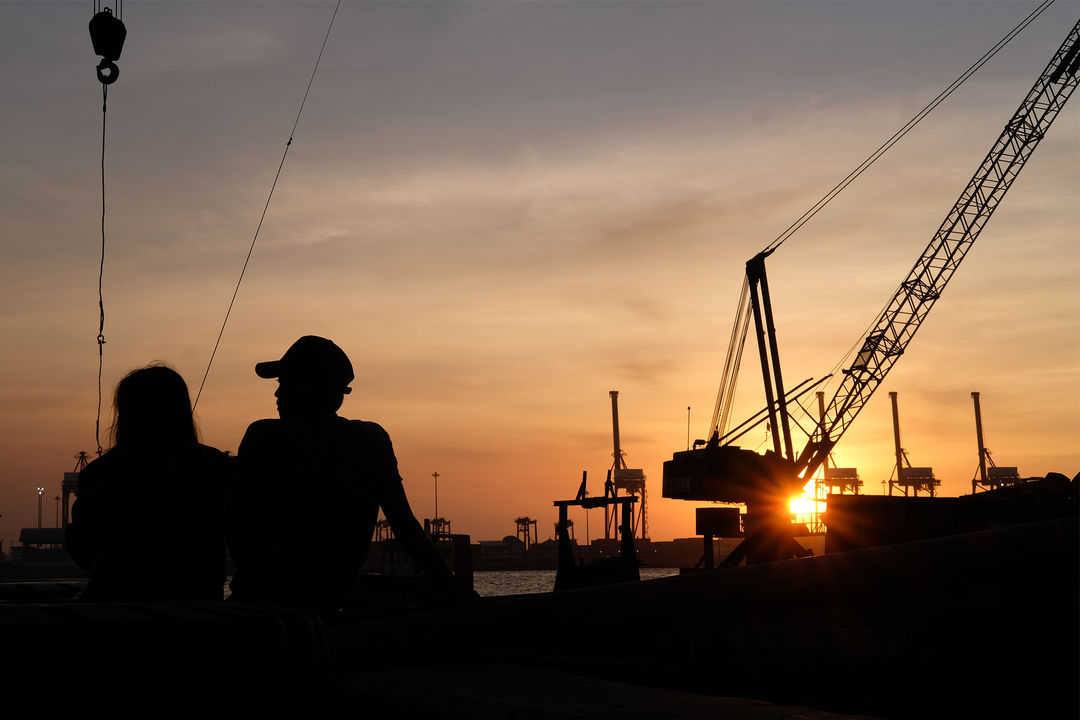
[662,444,804,505]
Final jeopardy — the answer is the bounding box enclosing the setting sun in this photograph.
[789,495,822,516]
[789,478,825,520]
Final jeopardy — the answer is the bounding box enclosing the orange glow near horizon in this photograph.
[789,478,824,517]
[0,3,1076,547]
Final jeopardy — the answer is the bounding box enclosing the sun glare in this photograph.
[789,478,823,516]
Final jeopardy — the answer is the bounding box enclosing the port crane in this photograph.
[886,391,940,497]
[970,391,1024,492]
[663,19,1080,565]
[607,390,648,541]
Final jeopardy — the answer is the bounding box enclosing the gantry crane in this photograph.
[887,391,940,497]
[663,20,1080,565]
[971,391,1024,492]
[607,391,648,541]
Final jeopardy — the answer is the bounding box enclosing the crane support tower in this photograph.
[887,391,940,497]
[818,390,863,500]
[815,392,861,495]
[804,391,862,533]
[606,391,648,541]
[664,21,1080,564]
[971,392,1023,493]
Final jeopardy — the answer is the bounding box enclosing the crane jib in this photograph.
[663,19,1080,506]
[803,19,1080,479]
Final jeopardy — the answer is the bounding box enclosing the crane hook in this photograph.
[89,7,126,85]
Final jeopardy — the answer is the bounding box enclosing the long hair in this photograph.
[111,364,199,449]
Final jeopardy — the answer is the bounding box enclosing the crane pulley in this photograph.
[89,6,126,85]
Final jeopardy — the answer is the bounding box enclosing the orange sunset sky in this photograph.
[1,1,1077,548]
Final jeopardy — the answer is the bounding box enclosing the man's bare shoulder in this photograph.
[243,418,281,434]
[338,418,393,448]
[238,418,284,450]
[345,418,389,436]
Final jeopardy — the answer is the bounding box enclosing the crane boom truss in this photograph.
[797,19,1080,478]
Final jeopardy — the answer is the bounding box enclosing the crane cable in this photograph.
[91,0,124,455]
[814,0,1055,418]
[761,0,1056,255]
[95,80,108,456]
[813,2,1070,423]
[710,275,752,439]
[713,0,1057,447]
[192,0,342,410]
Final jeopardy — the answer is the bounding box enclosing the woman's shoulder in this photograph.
[77,448,124,482]
[195,442,228,456]
[194,442,232,466]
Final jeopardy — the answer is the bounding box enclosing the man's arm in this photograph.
[380,481,457,595]
[360,420,466,600]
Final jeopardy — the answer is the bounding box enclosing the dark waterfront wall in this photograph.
[330,516,1079,720]
[467,537,748,571]
[825,473,1077,553]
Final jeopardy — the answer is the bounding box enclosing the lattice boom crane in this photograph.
[663,19,1079,564]
[796,19,1079,481]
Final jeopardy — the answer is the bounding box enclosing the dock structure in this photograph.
[553,486,638,591]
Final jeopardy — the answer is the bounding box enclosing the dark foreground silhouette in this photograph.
[64,364,229,600]
[227,335,458,615]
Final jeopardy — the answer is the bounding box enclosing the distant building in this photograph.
[475,536,526,563]
[7,528,84,578]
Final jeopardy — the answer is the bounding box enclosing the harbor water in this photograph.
[213,568,682,600]
[473,567,680,597]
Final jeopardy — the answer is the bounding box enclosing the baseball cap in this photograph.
[255,336,354,393]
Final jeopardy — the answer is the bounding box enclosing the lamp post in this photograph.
[36,487,45,529]
[55,496,60,528]
[431,471,441,521]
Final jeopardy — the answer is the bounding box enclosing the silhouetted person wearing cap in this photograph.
[227,336,457,616]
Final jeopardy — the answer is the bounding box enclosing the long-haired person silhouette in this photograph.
[65,364,231,599]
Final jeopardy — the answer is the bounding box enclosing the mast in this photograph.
[972,391,989,493]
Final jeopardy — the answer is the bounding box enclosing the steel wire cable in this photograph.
[96,81,108,455]
[728,0,1058,450]
[193,0,342,409]
[761,0,1056,255]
